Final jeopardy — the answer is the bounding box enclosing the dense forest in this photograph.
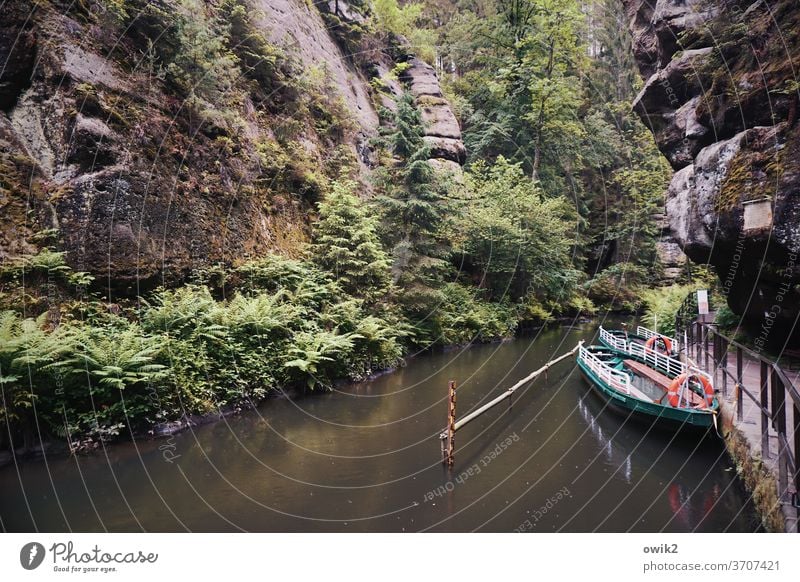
[0,0,768,451]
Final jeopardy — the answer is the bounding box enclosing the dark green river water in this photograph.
[0,321,761,532]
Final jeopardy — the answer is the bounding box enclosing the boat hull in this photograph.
[577,359,716,431]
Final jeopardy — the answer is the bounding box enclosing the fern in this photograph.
[64,322,167,392]
[0,311,73,426]
[283,330,360,389]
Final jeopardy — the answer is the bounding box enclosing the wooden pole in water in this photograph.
[444,380,457,466]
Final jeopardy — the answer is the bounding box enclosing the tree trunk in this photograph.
[531,39,556,181]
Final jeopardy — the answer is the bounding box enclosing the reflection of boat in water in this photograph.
[577,394,726,529]
[667,481,722,529]
[577,341,719,431]
[577,395,632,483]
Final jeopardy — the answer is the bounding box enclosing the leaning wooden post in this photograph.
[445,380,457,466]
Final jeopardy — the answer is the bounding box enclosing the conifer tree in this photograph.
[311,181,392,298]
[376,92,452,286]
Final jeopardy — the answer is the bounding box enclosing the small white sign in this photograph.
[697,289,709,315]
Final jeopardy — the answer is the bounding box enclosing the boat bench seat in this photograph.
[623,359,704,406]
[624,359,672,390]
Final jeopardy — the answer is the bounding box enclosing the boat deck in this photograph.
[624,359,671,390]
[623,359,705,407]
[616,382,655,403]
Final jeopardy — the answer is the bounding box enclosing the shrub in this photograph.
[60,319,168,434]
[283,330,359,389]
[0,312,73,433]
[221,0,291,98]
[461,157,580,303]
[585,262,648,311]
[640,284,695,337]
[714,303,742,333]
[402,283,517,347]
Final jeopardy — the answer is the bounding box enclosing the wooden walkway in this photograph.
[712,348,798,473]
[686,320,799,533]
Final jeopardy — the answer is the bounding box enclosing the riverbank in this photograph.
[0,332,555,470]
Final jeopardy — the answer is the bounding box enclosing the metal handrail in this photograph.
[771,364,800,412]
[685,321,800,411]
[676,302,800,525]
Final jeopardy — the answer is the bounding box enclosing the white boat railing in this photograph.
[628,340,685,377]
[636,325,679,353]
[578,345,632,395]
[598,326,712,384]
[599,327,627,352]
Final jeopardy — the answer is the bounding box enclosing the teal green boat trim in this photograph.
[577,346,718,430]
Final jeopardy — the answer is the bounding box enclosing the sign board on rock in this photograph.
[697,289,709,315]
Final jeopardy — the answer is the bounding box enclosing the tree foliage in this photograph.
[311,181,391,299]
[459,157,579,302]
[375,93,454,287]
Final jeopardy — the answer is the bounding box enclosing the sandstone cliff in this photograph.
[0,0,465,294]
[624,0,800,347]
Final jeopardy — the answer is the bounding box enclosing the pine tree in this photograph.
[311,181,391,298]
[376,92,451,285]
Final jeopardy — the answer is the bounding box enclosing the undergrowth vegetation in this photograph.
[0,252,408,450]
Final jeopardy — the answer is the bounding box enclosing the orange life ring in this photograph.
[645,335,672,354]
[698,374,714,407]
[667,373,714,408]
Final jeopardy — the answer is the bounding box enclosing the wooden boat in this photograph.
[599,324,679,357]
[598,325,683,378]
[576,343,719,430]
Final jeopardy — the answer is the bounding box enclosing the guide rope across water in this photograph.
[439,341,584,465]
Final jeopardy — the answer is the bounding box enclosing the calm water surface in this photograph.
[0,322,761,532]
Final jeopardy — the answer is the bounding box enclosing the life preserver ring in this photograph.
[698,374,715,407]
[667,373,714,408]
[645,335,672,355]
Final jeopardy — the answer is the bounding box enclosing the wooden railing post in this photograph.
[713,331,720,389]
[794,401,800,510]
[721,336,728,397]
[772,368,788,501]
[761,361,770,459]
[696,321,702,361]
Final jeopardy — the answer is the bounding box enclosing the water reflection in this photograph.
[577,395,632,484]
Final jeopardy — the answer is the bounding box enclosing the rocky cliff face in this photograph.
[625,0,800,348]
[400,58,466,174]
[0,0,464,294]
